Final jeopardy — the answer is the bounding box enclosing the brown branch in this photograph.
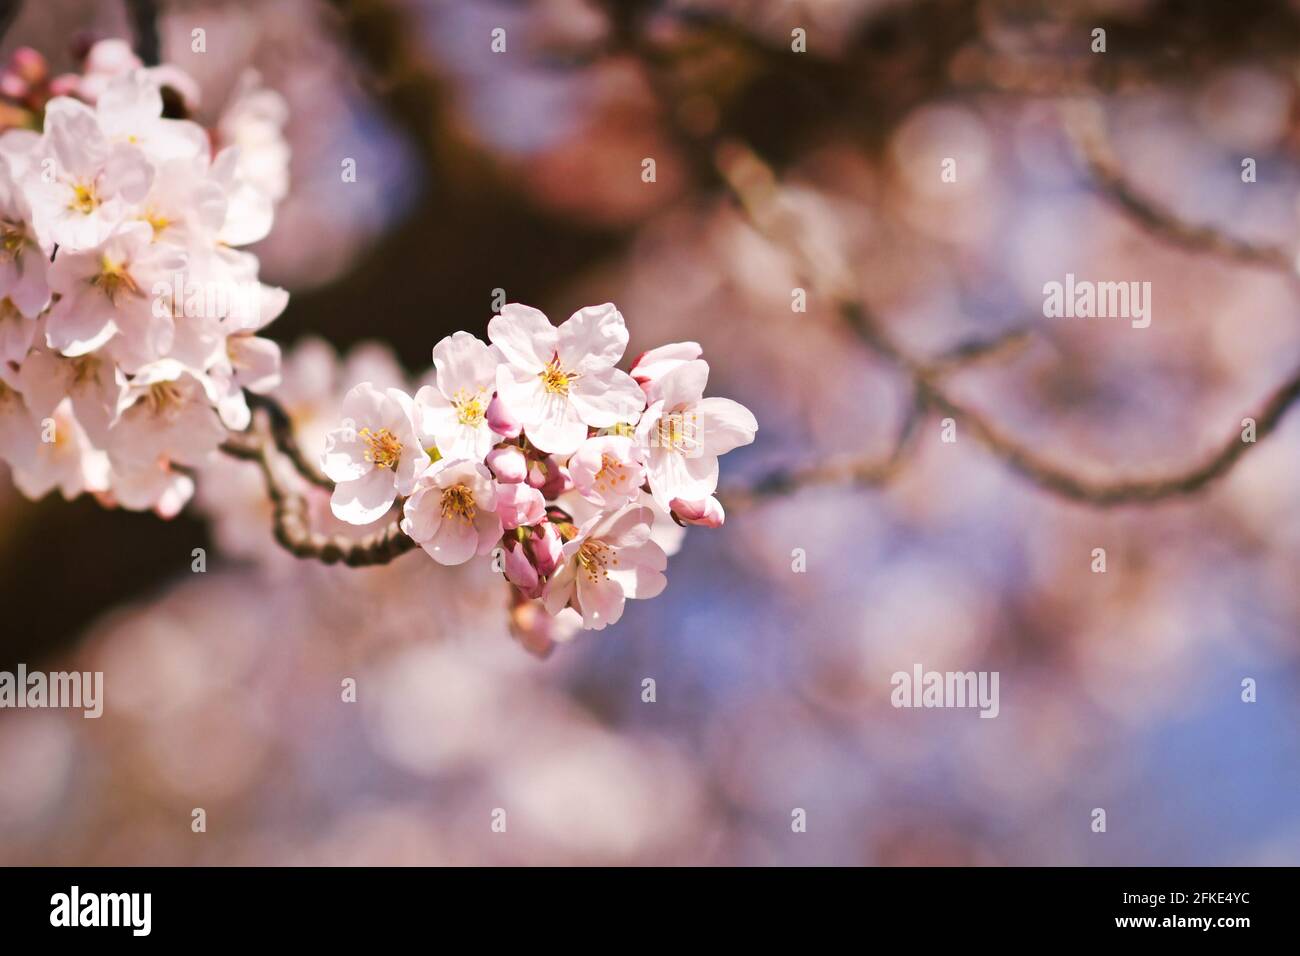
[717,140,1300,508]
[220,409,417,567]
[723,384,924,509]
[1060,101,1297,275]
[246,393,334,489]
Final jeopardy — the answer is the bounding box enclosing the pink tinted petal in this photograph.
[576,572,626,629]
[487,304,555,372]
[331,466,396,525]
[656,359,709,411]
[555,303,628,368]
[568,365,644,428]
[592,504,653,549]
[321,429,369,482]
[696,396,758,456]
[432,330,498,395]
[424,517,478,565]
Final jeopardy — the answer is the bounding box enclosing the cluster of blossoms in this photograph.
[322,303,758,631]
[0,41,288,513]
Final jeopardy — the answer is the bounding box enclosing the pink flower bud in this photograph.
[485,445,527,483]
[11,48,47,84]
[527,456,570,499]
[0,73,26,100]
[486,394,521,438]
[670,495,725,528]
[502,539,540,597]
[496,480,546,530]
[528,520,563,578]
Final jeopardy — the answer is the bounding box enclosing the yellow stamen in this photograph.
[90,255,141,304]
[455,391,486,427]
[144,381,183,415]
[360,427,402,469]
[539,358,573,396]
[593,453,626,492]
[69,181,99,215]
[440,483,477,523]
[576,539,619,582]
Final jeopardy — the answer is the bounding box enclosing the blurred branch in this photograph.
[724,385,923,509]
[220,399,416,567]
[0,0,20,46]
[1061,101,1297,275]
[716,139,1300,507]
[125,0,161,66]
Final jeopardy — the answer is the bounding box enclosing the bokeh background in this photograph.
[3,0,1300,865]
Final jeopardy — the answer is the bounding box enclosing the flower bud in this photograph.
[670,495,725,528]
[502,538,540,597]
[527,456,570,499]
[528,520,564,578]
[486,394,521,438]
[496,480,546,530]
[485,444,527,483]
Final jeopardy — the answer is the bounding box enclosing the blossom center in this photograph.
[145,210,171,236]
[71,355,99,384]
[90,255,141,303]
[594,453,627,492]
[144,381,184,415]
[0,221,27,259]
[576,539,619,582]
[360,427,402,469]
[539,358,573,397]
[440,483,476,523]
[455,391,486,427]
[70,181,100,215]
[653,410,700,455]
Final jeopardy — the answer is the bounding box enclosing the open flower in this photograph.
[0,161,50,318]
[413,331,501,461]
[543,504,668,630]
[400,458,502,565]
[568,434,645,509]
[107,358,226,468]
[635,359,757,509]
[488,302,645,455]
[44,220,184,369]
[25,96,153,251]
[7,398,110,501]
[323,382,429,525]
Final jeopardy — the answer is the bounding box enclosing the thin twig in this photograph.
[125,0,161,66]
[220,409,417,567]
[1061,100,1297,275]
[718,139,1300,508]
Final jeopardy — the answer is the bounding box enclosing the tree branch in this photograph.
[220,407,417,567]
[1060,101,1297,275]
[716,139,1300,508]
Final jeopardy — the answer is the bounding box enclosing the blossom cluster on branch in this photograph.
[321,304,757,633]
[0,39,759,644]
[0,40,289,513]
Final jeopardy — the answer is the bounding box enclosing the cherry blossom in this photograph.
[414,331,501,461]
[634,359,757,509]
[323,382,429,525]
[489,302,645,455]
[400,458,502,565]
[0,39,758,650]
[543,505,668,630]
